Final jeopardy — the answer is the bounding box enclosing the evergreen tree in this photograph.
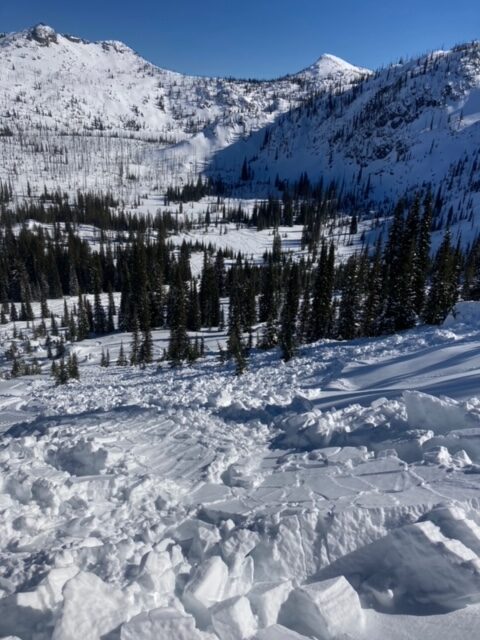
[337,256,360,340]
[309,241,335,341]
[279,264,300,361]
[414,194,433,315]
[139,327,154,365]
[116,341,128,366]
[423,230,459,324]
[167,268,190,364]
[129,313,141,365]
[68,353,80,379]
[187,281,201,331]
[100,348,110,367]
[93,280,107,334]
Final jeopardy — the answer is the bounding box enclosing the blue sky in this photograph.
[1,0,479,77]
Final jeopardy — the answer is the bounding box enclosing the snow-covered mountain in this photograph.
[213,42,480,220]
[2,24,480,225]
[0,24,367,198]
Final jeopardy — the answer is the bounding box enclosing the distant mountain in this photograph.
[211,42,480,227]
[0,24,367,198]
[2,24,479,234]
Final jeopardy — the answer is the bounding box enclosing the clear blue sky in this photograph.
[1,0,479,77]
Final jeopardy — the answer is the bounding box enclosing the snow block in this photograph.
[136,549,175,597]
[279,577,363,639]
[52,571,134,640]
[444,301,480,328]
[120,607,202,640]
[249,581,293,628]
[223,555,254,599]
[182,555,229,627]
[221,528,260,563]
[211,596,258,640]
[404,391,480,435]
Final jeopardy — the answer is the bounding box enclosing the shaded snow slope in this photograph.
[212,42,480,226]
[2,304,480,637]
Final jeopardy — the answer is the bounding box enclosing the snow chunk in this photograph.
[183,556,229,626]
[223,555,254,599]
[249,581,293,628]
[320,517,480,610]
[444,301,480,328]
[279,577,363,639]
[136,549,176,600]
[52,571,134,640]
[404,390,480,434]
[211,596,258,640]
[120,607,202,640]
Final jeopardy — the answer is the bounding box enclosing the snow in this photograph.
[213,42,480,241]
[183,556,230,626]
[120,608,203,640]
[51,571,135,640]
[3,309,480,638]
[2,22,480,640]
[211,596,258,640]
[0,25,366,201]
[248,581,293,628]
[279,577,363,639]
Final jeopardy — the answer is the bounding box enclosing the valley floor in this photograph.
[2,303,480,638]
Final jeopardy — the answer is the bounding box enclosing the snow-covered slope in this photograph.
[213,42,480,220]
[3,302,480,638]
[0,24,367,198]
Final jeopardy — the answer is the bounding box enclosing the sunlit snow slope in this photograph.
[2,303,480,638]
[0,24,367,198]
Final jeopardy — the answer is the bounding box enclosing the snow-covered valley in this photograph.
[2,17,480,640]
[2,302,480,638]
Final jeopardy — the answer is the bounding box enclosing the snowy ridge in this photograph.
[212,42,480,227]
[0,25,367,199]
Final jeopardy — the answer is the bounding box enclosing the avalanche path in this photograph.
[2,303,480,638]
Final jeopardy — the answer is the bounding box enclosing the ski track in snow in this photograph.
[2,303,480,637]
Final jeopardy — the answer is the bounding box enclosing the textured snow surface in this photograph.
[2,304,480,638]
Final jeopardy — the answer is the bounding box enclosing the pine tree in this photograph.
[68,353,80,379]
[362,239,384,336]
[100,348,110,367]
[168,268,190,365]
[279,264,300,361]
[423,230,459,324]
[107,285,116,333]
[337,256,360,340]
[309,241,335,341]
[40,294,50,319]
[55,358,69,385]
[129,313,141,365]
[414,194,433,315]
[140,328,153,365]
[187,281,201,331]
[116,341,128,366]
[93,280,106,335]
[77,295,90,341]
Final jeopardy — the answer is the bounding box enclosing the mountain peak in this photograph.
[296,53,371,81]
[28,24,58,45]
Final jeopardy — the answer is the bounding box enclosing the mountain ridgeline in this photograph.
[1,24,479,224]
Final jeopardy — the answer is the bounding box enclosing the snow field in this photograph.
[2,304,480,637]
